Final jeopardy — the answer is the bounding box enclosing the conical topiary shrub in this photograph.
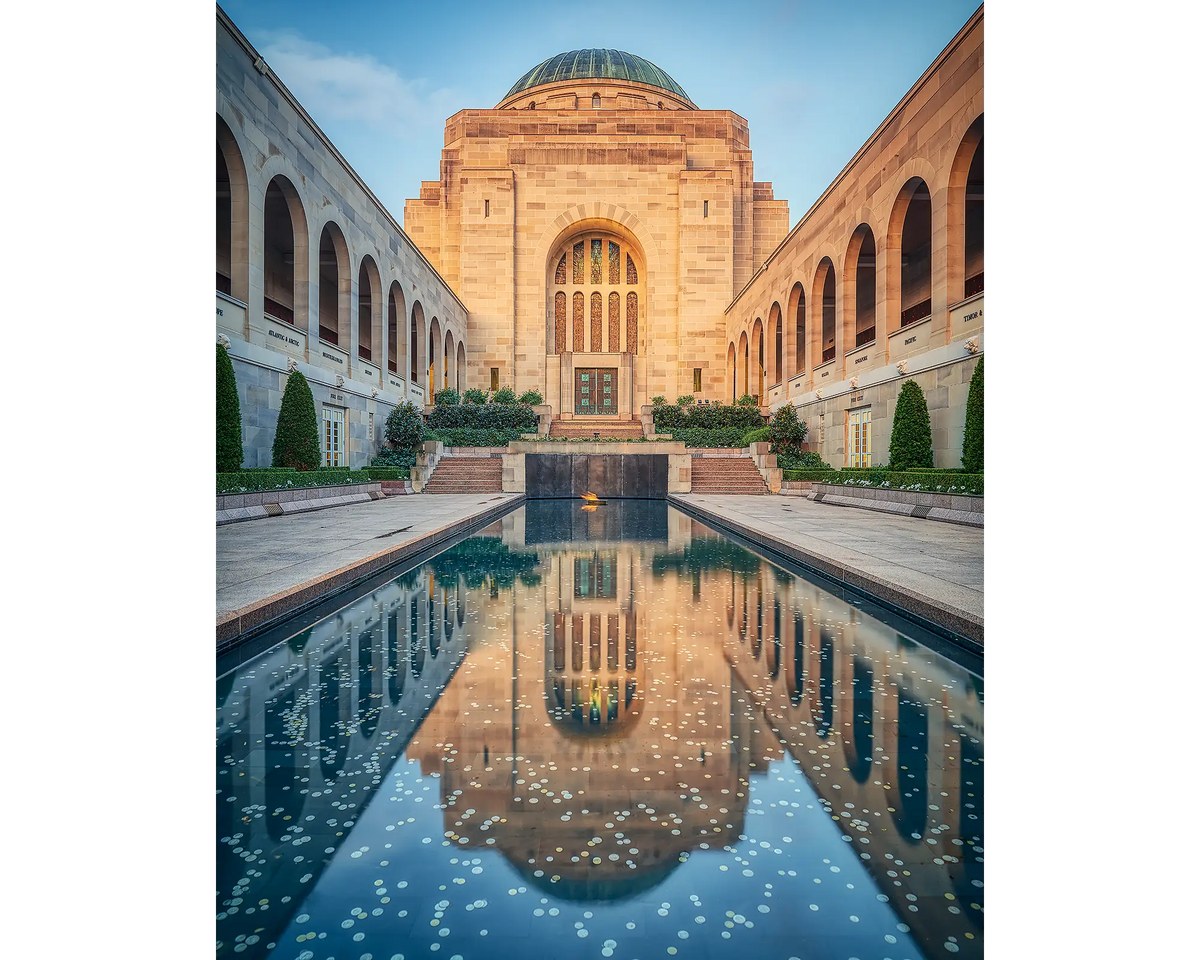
[961,355,983,473]
[272,370,321,470]
[216,343,243,472]
[888,379,934,470]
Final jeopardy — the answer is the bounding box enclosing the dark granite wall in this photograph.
[525,454,668,499]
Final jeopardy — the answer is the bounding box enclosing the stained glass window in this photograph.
[608,292,620,352]
[626,254,638,285]
[590,292,603,352]
[590,239,602,284]
[626,293,638,355]
[554,254,567,285]
[609,241,620,284]
[573,242,584,284]
[573,292,585,351]
[555,292,566,353]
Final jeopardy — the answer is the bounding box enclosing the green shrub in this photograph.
[961,355,983,473]
[216,344,243,472]
[427,403,537,433]
[517,389,544,406]
[768,403,807,459]
[271,370,320,470]
[218,468,370,495]
[433,388,460,406]
[364,467,413,481]
[385,401,426,451]
[427,427,523,447]
[888,379,934,471]
[742,427,770,446]
[651,396,667,406]
[667,427,747,447]
[777,449,831,471]
[491,386,517,404]
[780,468,983,495]
[676,394,695,407]
[736,394,758,407]
[463,388,489,404]
[781,469,840,482]
[370,446,416,470]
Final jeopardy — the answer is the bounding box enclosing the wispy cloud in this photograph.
[251,30,458,134]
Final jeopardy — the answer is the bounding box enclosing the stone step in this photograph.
[426,456,504,494]
[689,456,769,493]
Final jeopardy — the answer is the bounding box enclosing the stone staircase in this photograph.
[423,456,503,494]
[548,419,645,440]
[690,456,769,494]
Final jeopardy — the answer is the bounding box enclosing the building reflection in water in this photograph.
[217,500,982,959]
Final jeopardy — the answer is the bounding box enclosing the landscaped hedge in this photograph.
[427,403,537,433]
[781,469,840,482]
[364,467,412,481]
[666,427,749,447]
[427,427,524,447]
[777,450,830,471]
[653,402,764,433]
[780,469,983,495]
[217,468,370,495]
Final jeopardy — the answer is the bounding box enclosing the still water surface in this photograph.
[217,500,983,960]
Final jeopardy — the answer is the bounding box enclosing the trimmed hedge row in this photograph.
[427,403,537,432]
[217,468,371,495]
[653,403,765,432]
[780,469,983,495]
[667,427,749,447]
[364,467,412,481]
[427,427,526,446]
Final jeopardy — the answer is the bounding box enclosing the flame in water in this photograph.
[581,492,600,502]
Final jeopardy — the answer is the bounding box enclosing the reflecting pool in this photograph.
[217,500,983,960]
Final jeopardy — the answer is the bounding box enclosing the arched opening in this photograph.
[899,180,932,327]
[456,341,466,392]
[411,302,426,388]
[737,331,749,398]
[964,133,984,297]
[444,330,453,390]
[767,302,783,387]
[318,222,351,345]
[726,342,737,403]
[815,258,836,365]
[387,281,405,375]
[750,318,764,401]
[844,224,877,349]
[592,93,601,108]
[787,282,805,379]
[357,256,382,363]
[950,114,988,306]
[428,316,442,392]
[262,175,307,326]
[216,116,249,303]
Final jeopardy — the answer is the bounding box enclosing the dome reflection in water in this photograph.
[216,500,983,960]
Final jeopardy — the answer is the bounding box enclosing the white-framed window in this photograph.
[849,408,872,468]
[322,405,346,466]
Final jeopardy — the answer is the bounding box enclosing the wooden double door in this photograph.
[574,368,617,416]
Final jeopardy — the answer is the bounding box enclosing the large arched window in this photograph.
[549,233,642,355]
[456,341,466,392]
[444,330,453,389]
[768,302,783,386]
[410,302,426,386]
[428,316,442,391]
[358,256,382,363]
[216,117,249,303]
[847,225,876,348]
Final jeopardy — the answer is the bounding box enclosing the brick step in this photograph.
[690,456,769,493]
[425,456,504,494]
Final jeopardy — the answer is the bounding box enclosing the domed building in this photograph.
[404,48,790,420]
[218,5,982,469]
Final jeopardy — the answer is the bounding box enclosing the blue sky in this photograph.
[220,0,980,229]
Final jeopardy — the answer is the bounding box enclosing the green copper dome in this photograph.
[505,49,692,104]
